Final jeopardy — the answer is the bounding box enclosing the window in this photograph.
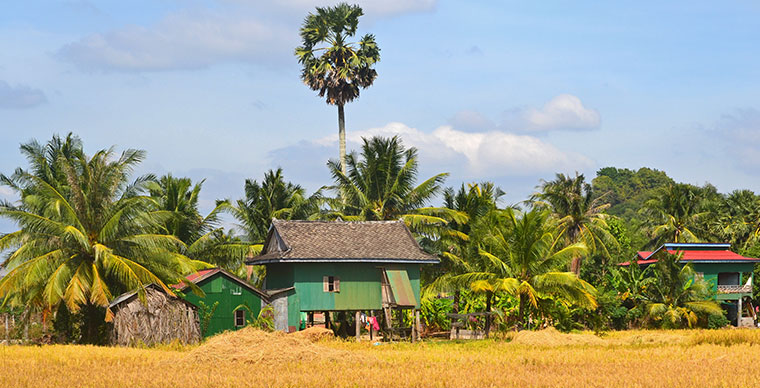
[323,276,340,293]
[234,309,245,327]
[231,286,242,296]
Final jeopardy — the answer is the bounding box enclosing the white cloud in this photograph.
[58,11,293,72]
[317,122,593,175]
[58,0,436,72]
[503,94,600,132]
[0,81,47,109]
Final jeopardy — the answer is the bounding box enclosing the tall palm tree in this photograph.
[533,172,617,275]
[642,252,723,328]
[145,174,203,243]
[449,208,597,329]
[709,190,760,250]
[326,136,462,231]
[295,2,381,174]
[0,138,205,343]
[641,183,708,247]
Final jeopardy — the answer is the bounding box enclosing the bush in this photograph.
[707,313,730,329]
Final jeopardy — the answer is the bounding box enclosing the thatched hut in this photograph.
[109,284,200,346]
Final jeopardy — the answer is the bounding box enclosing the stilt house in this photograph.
[624,243,760,326]
[246,219,439,335]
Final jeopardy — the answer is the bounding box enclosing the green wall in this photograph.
[182,274,263,337]
[691,262,754,301]
[265,262,423,329]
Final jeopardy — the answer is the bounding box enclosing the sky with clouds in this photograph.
[1,0,759,234]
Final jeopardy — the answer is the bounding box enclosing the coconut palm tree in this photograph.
[147,175,255,275]
[449,208,597,329]
[0,138,205,343]
[228,168,320,244]
[326,136,463,232]
[533,172,617,275]
[641,252,723,328]
[295,2,380,174]
[641,183,708,247]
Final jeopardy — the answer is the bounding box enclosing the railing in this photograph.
[717,284,752,294]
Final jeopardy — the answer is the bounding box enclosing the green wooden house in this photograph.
[246,219,439,335]
[175,268,269,337]
[627,243,760,326]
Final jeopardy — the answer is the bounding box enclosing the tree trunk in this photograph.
[518,294,526,330]
[484,291,492,338]
[570,256,582,276]
[453,289,460,313]
[337,104,347,175]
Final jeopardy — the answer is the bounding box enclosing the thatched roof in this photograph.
[109,284,196,310]
[247,219,439,265]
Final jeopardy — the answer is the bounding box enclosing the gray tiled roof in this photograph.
[247,219,439,264]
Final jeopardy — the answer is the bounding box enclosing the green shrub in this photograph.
[707,313,730,329]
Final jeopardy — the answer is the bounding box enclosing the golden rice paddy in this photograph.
[2,328,760,387]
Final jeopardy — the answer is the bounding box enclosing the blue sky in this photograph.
[1,0,760,232]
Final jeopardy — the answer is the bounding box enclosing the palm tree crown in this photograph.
[295,2,380,173]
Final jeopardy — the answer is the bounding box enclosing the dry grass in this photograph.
[2,328,760,387]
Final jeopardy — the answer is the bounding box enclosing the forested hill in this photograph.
[590,166,760,257]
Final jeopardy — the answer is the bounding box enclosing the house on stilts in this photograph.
[623,243,760,327]
[246,219,439,340]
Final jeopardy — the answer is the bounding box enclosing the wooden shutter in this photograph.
[323,276,329,292]
[334,277,340,292]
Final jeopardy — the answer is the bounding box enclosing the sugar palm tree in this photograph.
[295,2,380,174]
[0,139,205,343]
[641,183,708,247]
[533,172,617,275]
[641,252,723,328]
[449,208,597,329]
[326,136,463,232]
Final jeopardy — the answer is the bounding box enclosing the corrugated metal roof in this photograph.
[248,219,439,265]
[172,268,270,302]
[620,243,760,266]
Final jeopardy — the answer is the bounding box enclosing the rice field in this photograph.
[2,328,760,387]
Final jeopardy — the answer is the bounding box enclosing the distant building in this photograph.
[175,268,269,337]
[624,243,760,326]
[247,219,439,336]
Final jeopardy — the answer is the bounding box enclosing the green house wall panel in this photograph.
[266,262,424,329]
[182,273,263,337]
[691,262,754,297]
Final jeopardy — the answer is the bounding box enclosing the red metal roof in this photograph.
[621,249,760,266]
[171,268,219,289]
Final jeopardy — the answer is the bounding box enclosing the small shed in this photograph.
[247,219,439,339]
[175,268,270,337]
[109,284,201,346]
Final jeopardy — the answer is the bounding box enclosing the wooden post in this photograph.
[355,311,361,342]
[308,312,314,328]
[415,309,422,342]
[738,298,743,327]
[369,310,374,341]
[324,311,331,329]
[411,310,417,343]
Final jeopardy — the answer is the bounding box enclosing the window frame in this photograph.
[234,309,246,327]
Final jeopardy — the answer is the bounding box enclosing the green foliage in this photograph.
[198,300,219,337]
[707,312,730,329]
[420,296,453,331]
